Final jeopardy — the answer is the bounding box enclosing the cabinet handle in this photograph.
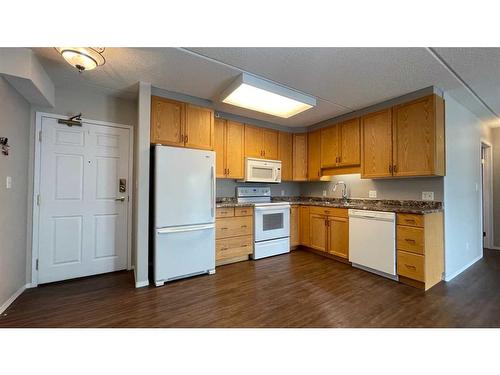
[317,170,320,177]
[393,165,397,173]
[389,165,393,173]
[220,247,228,251]
[405,238,416,243]
[404,264,417,270]
[221,227,228,230]
[185,135,188,143]
[338,156,341,163]
[241,225,247,228]
[227,168,230,175]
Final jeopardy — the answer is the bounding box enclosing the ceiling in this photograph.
[32,47,500,128]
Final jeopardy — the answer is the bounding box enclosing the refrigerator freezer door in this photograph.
[155,146,215,228]
[154,223,215,285]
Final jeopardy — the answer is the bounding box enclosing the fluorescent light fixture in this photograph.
[220,73,316,118]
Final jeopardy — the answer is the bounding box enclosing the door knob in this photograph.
[115,197,126,202]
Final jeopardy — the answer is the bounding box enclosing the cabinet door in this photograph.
[393,95,441,176]
[226,121,245,179]
[320,125,339,168]
[327,216,349,259]
[308,130,322,181]
[244,125,263,158]
[300,206,310,246]
[309,214,327,252]
[361,109,393,178]
[184,104,214,150]
[262,128,278,159]
[150,96,185,146]
[214,118,226,178]
[278,131,293,181]
[293,133,308,181]
[290,206,300,248]
[339,118,360,167]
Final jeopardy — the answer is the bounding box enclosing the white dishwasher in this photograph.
[348,210,397,280]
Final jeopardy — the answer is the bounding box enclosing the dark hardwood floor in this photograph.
[2,249,500,328]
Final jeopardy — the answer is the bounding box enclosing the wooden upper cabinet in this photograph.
[244,125,263,158]
[184,104,214,150]
[339,118,360,167]
[150,96,185,146]
[327,216,349,259]
[225,121,245,179]
[214,118,226,178]
[320,125,339,168]
[361,109,393,178]
[392,94,445,177]
[308,130,322,181]
[293,133,308,181]
[262,129,278,159]
[278,131,293,181]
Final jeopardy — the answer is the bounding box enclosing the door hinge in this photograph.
[38,130,42,142]
[37,194,41,206]
[36,259,39,270]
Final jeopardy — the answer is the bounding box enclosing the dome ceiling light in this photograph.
[55,47,106,73]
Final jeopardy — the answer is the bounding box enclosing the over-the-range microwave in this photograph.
[242,157,282,183]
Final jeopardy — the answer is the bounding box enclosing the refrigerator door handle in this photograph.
[211,165,215,218]
[157,223,215,234]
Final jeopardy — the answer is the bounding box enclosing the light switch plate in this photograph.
[422,191,434,201]
[368,190,377,198]
[6,176,12,189]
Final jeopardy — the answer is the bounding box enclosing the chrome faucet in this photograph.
[332,181,348,201]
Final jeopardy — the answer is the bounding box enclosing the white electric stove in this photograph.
[236,187,290,259]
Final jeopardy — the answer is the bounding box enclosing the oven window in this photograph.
[262,213,283,231]
[252,167,273,179]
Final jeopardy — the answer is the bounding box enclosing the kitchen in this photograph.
[150,89,445,291]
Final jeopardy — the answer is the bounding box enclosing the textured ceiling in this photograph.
[32,47,499,128]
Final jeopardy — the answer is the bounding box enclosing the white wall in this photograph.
[133,82,151,287]
[443,93,484,281]
[35,84,137,126]
[0,77,30,309]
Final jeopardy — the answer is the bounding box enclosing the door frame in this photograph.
[31,112,134,286]
[481,140,494,249]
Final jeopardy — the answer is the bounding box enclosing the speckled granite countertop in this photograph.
[216,196,443,214]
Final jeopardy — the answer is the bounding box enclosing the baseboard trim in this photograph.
[0,284,28,314]
[445,255,483,282]
[133,268,149,288]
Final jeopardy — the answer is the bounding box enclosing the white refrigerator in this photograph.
[154,145,216,286]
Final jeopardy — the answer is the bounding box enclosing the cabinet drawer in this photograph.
[234,207,253,217]
[216,216,253,239]
[310,206,348,218]
[397,250,425,282]
[216,207,234,218]
[216,235,253,260]
[397,226,424,255]
[397,213,424,228]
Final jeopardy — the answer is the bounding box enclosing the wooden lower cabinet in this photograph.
[309,214,327,252]
[299,206,310,246]
[396,212,444,290]
[215,207,253,266]
[290,205,300,248]
[327,216,349,259]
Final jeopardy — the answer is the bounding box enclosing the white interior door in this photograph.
[38,117,131,284]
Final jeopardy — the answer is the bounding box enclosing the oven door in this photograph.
[254,205,290,242]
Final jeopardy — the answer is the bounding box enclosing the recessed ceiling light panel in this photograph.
[220,73,316,118]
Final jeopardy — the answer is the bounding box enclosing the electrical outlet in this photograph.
[368,190,377,198]
[322,190,327,197]
[422,191,434,201]
[281,190,285,196]
[6,176,12,189]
